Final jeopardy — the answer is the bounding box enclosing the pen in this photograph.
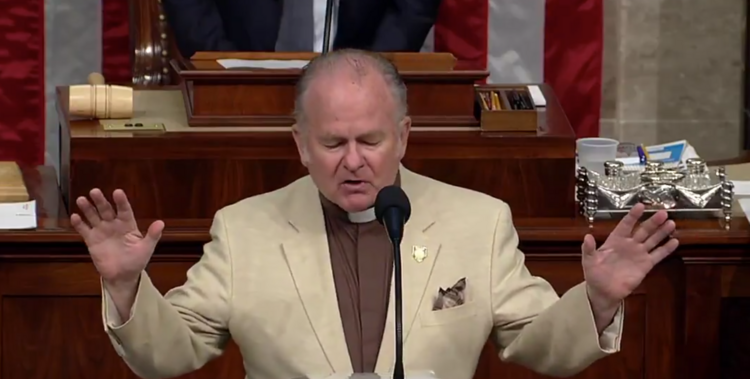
[491,91,501,110]
[641,145,651,161]
[636,145,647,165]
[479,92,490,110]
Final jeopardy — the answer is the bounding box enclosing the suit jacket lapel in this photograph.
[280,177,353,374]
[375,168,441,373]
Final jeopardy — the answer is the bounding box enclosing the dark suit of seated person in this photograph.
[162,0,442,58]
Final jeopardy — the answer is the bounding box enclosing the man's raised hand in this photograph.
[70,189,163,288]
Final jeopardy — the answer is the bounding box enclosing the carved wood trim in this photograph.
[744,4,749,149]
[130,0,174,85]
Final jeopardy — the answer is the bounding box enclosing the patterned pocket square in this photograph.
[432,277,466,310]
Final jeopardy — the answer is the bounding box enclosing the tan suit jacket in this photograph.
[102,167,623,379]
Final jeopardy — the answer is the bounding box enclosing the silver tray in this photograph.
[575,158,734,225]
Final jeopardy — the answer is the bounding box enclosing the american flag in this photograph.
[425,0,603,139]
[0,0,602,167]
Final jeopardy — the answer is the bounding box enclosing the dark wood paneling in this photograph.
[719,298,750,378]
[682,262,750,379]
[16,166,750,379]
[7,188,750,379]
[67,156,575,221]
[56,86,577,221]
[744,0,750,150]
[0,239,651,379]
[0,262,246,379]
[0,167,660,379]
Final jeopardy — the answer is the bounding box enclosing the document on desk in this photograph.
[731,181,750,196]
[217,59,309,70]
[738,199,750,224]
[0,200,36,230]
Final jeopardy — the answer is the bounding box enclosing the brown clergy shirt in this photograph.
[320,196,394,373]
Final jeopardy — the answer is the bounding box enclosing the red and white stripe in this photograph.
[0,0,602,166]
[426,0,604,138]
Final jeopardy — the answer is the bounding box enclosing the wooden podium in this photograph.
[2,165,746,379]
[59,52,576,220]
[173,52,486,127]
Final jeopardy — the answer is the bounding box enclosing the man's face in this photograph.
[292,69,410,212]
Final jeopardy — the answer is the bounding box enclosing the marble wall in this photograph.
[599,0,747,160]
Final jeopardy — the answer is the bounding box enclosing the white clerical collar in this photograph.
[347,207,376,223]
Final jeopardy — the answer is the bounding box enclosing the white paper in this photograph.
[738,199,750,223]
[217,59,309,69]
[526,85,546,107]
[683,144,700,161]
[732,181,750,196]
[611,140,700,172]
[0,200,36,230]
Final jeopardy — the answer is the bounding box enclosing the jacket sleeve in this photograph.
[101,210,233,379]
[162,0,237,58]
[489,203,624,377]
[369,0,443,51]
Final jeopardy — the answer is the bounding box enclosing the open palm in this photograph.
[70,189,164,284]
[582,203,679,306]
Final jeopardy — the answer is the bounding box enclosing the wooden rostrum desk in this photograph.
[59,51,578,220]
[57,84,577,221]
[4,166,750,379]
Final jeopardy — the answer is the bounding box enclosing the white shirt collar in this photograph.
[347,207,376,223]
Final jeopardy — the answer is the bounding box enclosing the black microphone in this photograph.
[322,0,335,54]
[375,185,411,379]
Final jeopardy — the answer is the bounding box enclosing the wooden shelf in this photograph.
[171,52,488,127]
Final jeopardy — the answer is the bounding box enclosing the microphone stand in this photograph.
[322,0,335,54]
[391,236,405,379]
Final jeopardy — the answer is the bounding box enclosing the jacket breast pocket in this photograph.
[419,301,478,327]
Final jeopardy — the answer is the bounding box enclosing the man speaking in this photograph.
[72,49,680,379]
[162,0,442,58]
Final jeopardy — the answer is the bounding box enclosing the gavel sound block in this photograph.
[0,162,29,203]
[68,73,133,119]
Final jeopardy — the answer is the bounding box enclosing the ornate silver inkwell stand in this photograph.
[576,158,734,228]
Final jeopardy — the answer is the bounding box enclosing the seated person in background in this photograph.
[72,49,679,379]
[163,0,442,58]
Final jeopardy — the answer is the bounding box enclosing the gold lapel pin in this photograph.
[412,245,428,263]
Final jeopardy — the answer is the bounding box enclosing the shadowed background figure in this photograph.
[162,0,444,57]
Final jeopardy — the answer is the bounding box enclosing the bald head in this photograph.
[289,49,412,213]
[293,49,408,130]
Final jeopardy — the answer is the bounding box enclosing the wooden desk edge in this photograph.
[3,216,749,246]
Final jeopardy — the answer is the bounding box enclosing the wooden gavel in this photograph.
[68,73,133,119]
